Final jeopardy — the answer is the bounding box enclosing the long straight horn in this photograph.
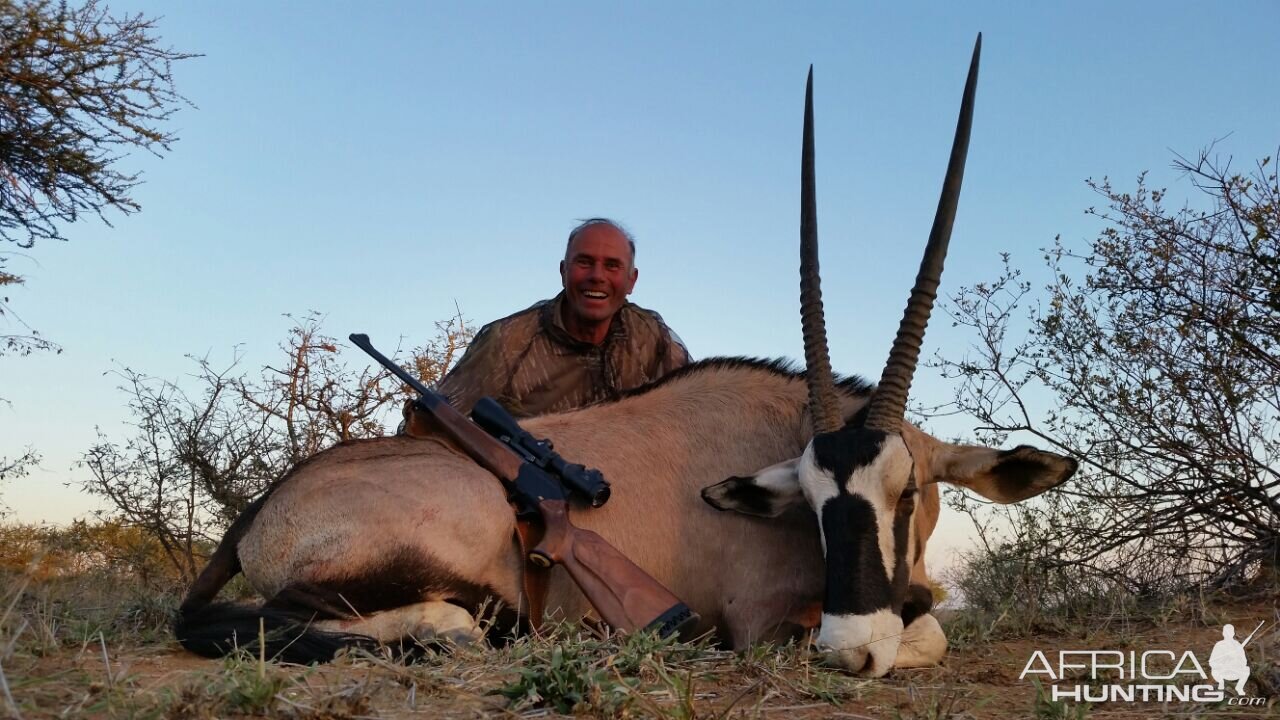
[864,34,981,434]
[800,67,843,435]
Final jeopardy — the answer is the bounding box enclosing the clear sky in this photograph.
[3,2,1277,568]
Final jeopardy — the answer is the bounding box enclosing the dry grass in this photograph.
[2,570,1277,719]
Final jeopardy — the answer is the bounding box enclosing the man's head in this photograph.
[559,218,639,338]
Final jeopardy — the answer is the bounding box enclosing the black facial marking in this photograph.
[812,426,887,479]
[890,478,915,612]
[900,583,935,628]
[820,494,892,615]
[702,476,777,517]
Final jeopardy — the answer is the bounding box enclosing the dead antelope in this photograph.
[176,34,1076,675]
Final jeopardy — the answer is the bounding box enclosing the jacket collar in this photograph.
[541,291,630,350]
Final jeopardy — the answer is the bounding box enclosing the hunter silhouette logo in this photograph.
[1020,621,1268,705]
[1210,621,1264,696]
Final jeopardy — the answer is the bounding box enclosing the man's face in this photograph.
[560,224,638,327]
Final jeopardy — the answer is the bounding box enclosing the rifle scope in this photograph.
[471,397,612,507]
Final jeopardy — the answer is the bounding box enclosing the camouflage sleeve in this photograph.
[660,325,691,373]
[435,321,508,415]
[646,309,690,374]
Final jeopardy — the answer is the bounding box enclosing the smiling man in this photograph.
[433,218,689,417]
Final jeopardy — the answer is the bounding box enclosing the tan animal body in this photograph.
[176,356,1069,672]
[178,359,850,656]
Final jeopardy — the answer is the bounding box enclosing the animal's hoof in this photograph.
[440,625,482,646]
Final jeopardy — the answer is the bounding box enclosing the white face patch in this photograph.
[802,431,919,674]
[841,435,913,586]
[800,435,914,580]
[797,442,838,554]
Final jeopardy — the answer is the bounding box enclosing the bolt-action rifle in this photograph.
[350,333,696,637]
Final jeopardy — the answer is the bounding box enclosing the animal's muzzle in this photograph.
[815,610,903,677]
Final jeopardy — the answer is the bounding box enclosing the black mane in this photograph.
[620,356,873,399]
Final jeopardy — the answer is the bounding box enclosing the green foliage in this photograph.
[0,566,181,655]
[944,538,1119,641]
[892,683,983,720]
[732,639,868,705]
[935,146,1280,591]
[214,651,289,715]
[497,637,633,714]
[493,624,715,715]
[1031,680,1090,720]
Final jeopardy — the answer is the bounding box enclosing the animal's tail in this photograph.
[174,602,374,664]
[173,494,373,663]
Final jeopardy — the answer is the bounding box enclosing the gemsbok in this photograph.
[176,34,1077,675]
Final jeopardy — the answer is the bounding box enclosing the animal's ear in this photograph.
[934,444,1077,503]
[701,458,804,518]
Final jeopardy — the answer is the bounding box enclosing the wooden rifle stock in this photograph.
[349,333,696,637]
[528,498,694,636]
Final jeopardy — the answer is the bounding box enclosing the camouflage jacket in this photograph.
[436,293,689,417]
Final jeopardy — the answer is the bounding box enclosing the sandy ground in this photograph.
[9,598,1277,719]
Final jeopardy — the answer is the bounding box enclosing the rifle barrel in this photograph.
[349,333,441,409]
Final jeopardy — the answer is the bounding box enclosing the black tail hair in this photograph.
[174,602,375,664]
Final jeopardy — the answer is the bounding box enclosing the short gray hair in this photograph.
[565,218,636,265]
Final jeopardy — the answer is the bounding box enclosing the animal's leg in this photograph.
[315,601,481,646]
[721,599,818,650]
[893,612,946,668]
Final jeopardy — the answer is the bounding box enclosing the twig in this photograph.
[98,632,113,690]
[715,678,765,719]
[273,694,317,713]
[0,579,28,630]
[0,659,21,719]
[0,618,28,659]
[612,665,668,717]
[258,617,266,679]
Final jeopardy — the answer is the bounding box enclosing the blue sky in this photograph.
[3,2,1277,565]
